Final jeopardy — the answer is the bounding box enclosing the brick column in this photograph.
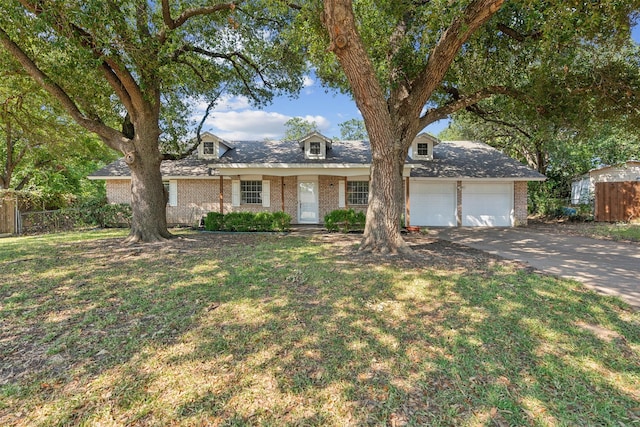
[514,181,528,226]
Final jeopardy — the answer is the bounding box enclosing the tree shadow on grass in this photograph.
[1,231,638,426]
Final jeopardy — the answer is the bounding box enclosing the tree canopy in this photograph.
[0,0,306,242]
[283,0,640,253]
[283,117,320,141]
[338,118,367,140]
[439,37,640,211]
[0,53,116,206]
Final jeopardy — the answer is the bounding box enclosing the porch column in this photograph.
[405,177,410,226]
[281,177,285,212]
[344,177,348,209]
[456,181,462,227]
[219,176,224,213]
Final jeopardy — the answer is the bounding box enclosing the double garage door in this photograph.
[409,181,514,227]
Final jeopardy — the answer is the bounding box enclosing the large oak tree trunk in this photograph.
[122,117,172,243]
[324,0,410,255]
[360,147,410,254]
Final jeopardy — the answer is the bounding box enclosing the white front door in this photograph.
[298,180,319,223]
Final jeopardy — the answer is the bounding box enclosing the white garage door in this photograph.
[462,182,513,226]
[409,181,457,226]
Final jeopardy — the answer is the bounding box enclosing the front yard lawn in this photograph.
[1,230,638,426]
[591,223,640,242]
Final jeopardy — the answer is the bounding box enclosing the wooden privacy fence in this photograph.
[0,194,17,234]
[595,181,640,222]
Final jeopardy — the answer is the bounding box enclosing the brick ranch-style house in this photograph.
[89,132,546,227]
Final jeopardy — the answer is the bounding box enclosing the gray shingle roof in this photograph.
[89,156,213,178]
[410,140,546,179]
[89,139,545,180]
[216,139,370,164]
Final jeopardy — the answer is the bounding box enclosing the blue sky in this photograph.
[200,23,640,141]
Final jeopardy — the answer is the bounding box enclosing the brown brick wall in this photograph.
[109,176,546,227]
[106,180,131,204]
[319,176,340,221]
[282,176,298,220]
[514,181,528,226]
[167,179,218,226]
[226,175,283,215]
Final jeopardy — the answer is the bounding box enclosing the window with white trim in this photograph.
[163,180,177,206]
[241,180,262,204]
[203,141,215,155]
[309,141,321,155]
[417,142,429,156]
[347,181,369,205]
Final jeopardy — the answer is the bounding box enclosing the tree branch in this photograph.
[17,0,140,116]
[407,0,504,124]
[466,107,534,140]
[162,93,222,160]
[497,23,542,42]
[0,26,131,153]
[160,0,239,37]
[175,45,270,102]
[419,85,516,129]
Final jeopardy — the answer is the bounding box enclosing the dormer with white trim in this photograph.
[299,131,333,160]
[197,132,232,160]
[409,133,439,161]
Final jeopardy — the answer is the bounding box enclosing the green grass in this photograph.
[590,223,640,242]
[1,229,639,426]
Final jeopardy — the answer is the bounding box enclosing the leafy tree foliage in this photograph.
[441,39,640,212]
[285,0,640,254]
[283,117,319,141]
[0,0,305,242]
[0,59,116,206]
[338,118,367,140]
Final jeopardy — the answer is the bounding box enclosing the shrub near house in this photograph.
[204,211,291,232]
[324,209,366,233]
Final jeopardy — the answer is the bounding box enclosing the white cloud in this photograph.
[190,95,252,116]
[205,110,290,140]
[188,93,332,140]
[215,95,251,112]
[201,111,331,140]
[302,75,315,88]
[300,115,331,130]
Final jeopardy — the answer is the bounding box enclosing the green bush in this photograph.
[324,209,366,233]
[203,211,291,232]
[270,211,292,231]
[204,212,224,231]
[73,195,132,228]
[253,211,273,232]
[95,203,132,227]
[223,212,255,232]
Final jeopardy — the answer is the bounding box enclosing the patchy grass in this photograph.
[1,229,638,426]
[590,223,640,242]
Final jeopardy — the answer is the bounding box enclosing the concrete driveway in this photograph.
[432,227,640,309]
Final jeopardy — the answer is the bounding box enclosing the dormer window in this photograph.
[310,141,321,155]
[198,132,231,159]
[300,131,332,160]
[410,133,439,160]
[417,143,429,156]
[203,141,215,155]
